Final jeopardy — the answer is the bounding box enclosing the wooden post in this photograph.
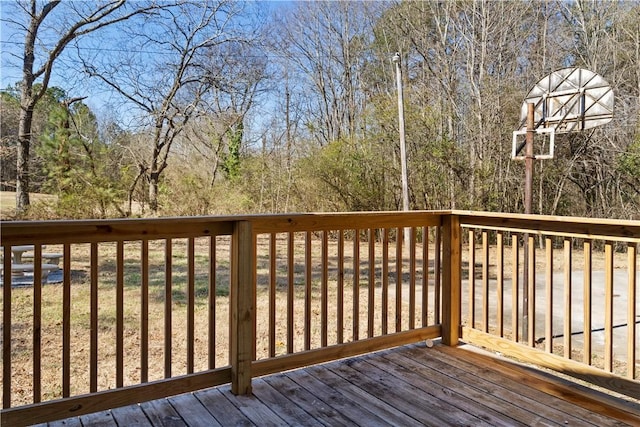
[441,214,461,346]
[231,221,254,395]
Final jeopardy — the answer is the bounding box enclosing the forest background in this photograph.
[1,0,639,220]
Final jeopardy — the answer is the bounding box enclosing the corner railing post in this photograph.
[231,220,254,394]
[441,213,461,346]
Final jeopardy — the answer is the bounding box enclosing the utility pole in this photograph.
[392,52,410,243]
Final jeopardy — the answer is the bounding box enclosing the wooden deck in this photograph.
[42,342,640,427]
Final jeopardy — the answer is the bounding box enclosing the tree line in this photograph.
[1,0,639,219]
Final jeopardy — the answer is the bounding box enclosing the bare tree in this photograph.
[273,1,379,146]
[2,0,164,214]
[83,0,255,213]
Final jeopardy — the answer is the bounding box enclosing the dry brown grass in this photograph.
[0,191,57,220]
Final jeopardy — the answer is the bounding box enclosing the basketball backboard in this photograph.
[518,67,614,134]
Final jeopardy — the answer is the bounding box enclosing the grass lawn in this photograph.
[0,191,57,219]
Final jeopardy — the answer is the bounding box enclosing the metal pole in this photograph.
[523,103,534,342]
[393,53,410,245]
[524,103,534,216]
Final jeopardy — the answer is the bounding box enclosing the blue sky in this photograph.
[0,1,287,125]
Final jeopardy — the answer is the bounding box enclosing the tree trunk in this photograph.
[16,107,33,212]
[149,172,159,214]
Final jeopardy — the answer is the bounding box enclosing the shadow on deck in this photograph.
[48,342,640,427]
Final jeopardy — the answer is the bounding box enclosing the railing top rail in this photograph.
[0,217,236,245]
[0,211,450,244]
[454,210,640,241]
[247,211,448,234]
[2,210,638,244]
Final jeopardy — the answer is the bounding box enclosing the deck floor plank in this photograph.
[49,343,639,427]
[330,355,494,426]
[365,350,532,427]
[110,403,153,426]
[422,344,638,426]
[221,384,289,426]
[304,363,423,426]
[251,377,324,426]
[284,366,392,427]
[76,410,118,427]
[384,348,582,426]
[193,387,253,426]
[45,418,83,427]
[167,393,222,427]
[263,373,356,427]
[139,398,187,426]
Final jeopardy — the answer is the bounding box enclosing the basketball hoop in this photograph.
[512,67,613,344]
[512,68,613,159]
[517,67,614,134]
[512,127,555,160]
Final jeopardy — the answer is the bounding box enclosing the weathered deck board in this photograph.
[48,343,640,427]
[167,393,221,427]
[250,378,324,426]
[193,388,253,427]
[110,404,152,426]
[383,349,569,425]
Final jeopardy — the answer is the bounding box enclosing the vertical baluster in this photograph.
[90,243,98,392]
[252,232,258,362]
[512,234,520,342]
[604,242,614,372]
[395,227,402,332]
[287,232,294,354]
[583,240,592,365]
[368,229,375,338]
[353,230,360,340]
[628,242,637,379]
[164,239,172,378]
[434,226,441,324]
[322,230,329,346]
[422,226,429,327]
[564,238,572,358]
[3,244,11,408]
[382,229,389,335]
[210,236,217,368]
[116,241,124,388]
[409,228,416,330]
[337,230,344,344]
[33,244,42,403]
[527,235,536,347]
[545,238,554,353]
[187,238,195,374]
[496,232,504,337]
[141,240,149,383]
[268,234,276,358]
[367,228,376,338]
[482,231,489,333]
[468,230,476,329]
[63,243,71,396]
[304,231,312,351]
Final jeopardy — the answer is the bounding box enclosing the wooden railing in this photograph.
[457,212,640,400]
[0,212,450,426]
[1,211,638,426]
